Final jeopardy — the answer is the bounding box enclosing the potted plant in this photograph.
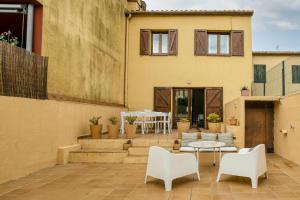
[108,117,119,139]
[0,30,19,46]
[177,118,190,139]
[241,86,250,96]
[89,116,102,139]
[125,116,137,139]
[207,113,221,133]
[229,116,238,126]
[173,140,181,150]
[123,140,132,150]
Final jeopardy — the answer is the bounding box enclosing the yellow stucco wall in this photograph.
[274,93,300,166]
[0,96,126,184]
[127,15,253,111]
[39,0,126,104]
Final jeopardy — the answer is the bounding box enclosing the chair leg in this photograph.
[216,171,222,182]
[196,171,200,181]
[164,179,172,191]
[251,177,258,189]
[144,175,148,184]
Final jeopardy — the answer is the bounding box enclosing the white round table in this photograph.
[188,141,226,166]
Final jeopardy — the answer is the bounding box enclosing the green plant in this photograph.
[241,86,249,91]
[108,117,119,125]
[0,31,19,46]
[179,118,189,123]
[125,116,137,125]
[89,116,102,125]
[207,113,221,123]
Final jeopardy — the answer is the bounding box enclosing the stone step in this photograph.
[128,146,173,156]
[131,139,175,147]
[78,139,127,150]
[69,149,128,163]
[123,156,148,164]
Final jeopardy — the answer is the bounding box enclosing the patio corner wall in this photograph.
[0,96,126,184]
[274,92,300,166]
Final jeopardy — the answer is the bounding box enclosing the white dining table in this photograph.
[120,111,168,135]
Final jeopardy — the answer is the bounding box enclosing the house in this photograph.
[0,0,300,186]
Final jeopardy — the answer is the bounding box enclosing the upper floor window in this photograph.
[152,32,168,55]
[195,30,244,56]
[208,33,230,55]
[254,64,266,83]
[140,29,177,56]
[292,65,300,84]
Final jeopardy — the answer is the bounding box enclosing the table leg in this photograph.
[121,116,124,135]
[163,115,166,135]
[219,148,222,164]
[213,148,216,166]
[142,117,145,134]
[196,149,199,170]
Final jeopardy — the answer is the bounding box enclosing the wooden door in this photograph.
[154,87,171,112]
[205,88,223,122]
[245,101,274,153]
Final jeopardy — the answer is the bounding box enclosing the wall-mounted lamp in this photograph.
[280,129,288,136]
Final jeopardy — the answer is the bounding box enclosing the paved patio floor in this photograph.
[0,154,300,200]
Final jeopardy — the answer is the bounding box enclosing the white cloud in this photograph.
[144,0,300,31]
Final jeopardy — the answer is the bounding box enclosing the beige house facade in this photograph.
[1,0,300,184]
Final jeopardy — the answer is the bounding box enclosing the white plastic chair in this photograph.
[145,146,200,191]
[157,112,172,134]
[216,144,267,188]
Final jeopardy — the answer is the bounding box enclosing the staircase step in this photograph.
[123,156,148,164]
[78,139,127,150]
[69,148,128,163]
[128,147,173,156]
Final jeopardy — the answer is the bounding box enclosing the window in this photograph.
[254,64,266,83]
[152,32,168,55]
[208,33,230,55]
[292,65,300,83]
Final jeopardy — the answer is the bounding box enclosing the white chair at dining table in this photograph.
[156,112,172,134]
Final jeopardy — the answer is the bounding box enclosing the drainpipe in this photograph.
[26,4,34,52]
[124,10,131,107]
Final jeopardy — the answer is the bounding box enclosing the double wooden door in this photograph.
[245,101,274,153]
[154,87,223,128]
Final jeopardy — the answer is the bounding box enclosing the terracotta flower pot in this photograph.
[125,124,137,139]
[208,122,221,133]
[177,122,190,139]
[108,124,119,139]
[241,89,250,96]
[90,124,103,139]
[173,143,181,150]
[123,143,132,150]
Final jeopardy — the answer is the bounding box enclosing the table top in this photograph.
[188,141,226,149]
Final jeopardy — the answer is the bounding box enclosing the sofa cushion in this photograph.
[201,133,217,141]
[181,132,198,147]
[218,133,234,147]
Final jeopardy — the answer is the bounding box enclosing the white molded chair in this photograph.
[156,112,172,134]
[145,146,200,191]
[216,144,267,188]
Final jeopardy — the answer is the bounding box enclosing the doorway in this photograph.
[172,88,205,128]
[245,101,274,153]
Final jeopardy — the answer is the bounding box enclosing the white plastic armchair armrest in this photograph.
[238,148,251,154]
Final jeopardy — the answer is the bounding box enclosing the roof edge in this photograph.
[131,10,254,16]
[253,51,300,56]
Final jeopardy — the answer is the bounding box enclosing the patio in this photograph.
[0,154,299,200]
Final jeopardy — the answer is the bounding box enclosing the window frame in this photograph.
[254,64,267,83]
[292,65,300,84]
[151,31,169,56]
[207,32,230,56]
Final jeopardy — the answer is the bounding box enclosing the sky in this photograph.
[144,0,300,51]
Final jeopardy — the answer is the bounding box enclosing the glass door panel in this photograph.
[173,89,191,126]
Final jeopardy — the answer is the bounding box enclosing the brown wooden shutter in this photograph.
[154,87,171,112]
[205,88,223,123]
[231,30,244,56]
[168,29,178,55]
[140,29,150,55]
[194,29,208,56]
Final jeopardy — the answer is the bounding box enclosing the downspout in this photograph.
[124,9,131,107]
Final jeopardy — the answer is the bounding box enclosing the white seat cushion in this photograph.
[180,146,238,152]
